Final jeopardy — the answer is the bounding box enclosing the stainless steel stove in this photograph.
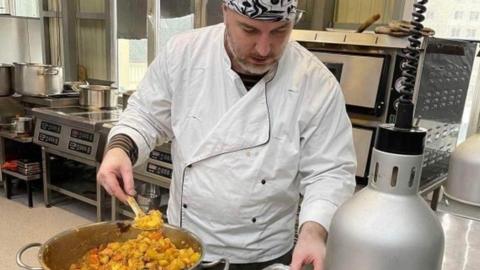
[31,106,121,221]
[18,94,80,108]
[32,106,121,161]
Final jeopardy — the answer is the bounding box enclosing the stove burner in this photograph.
[49,107,92,114]
[75,112,121,121]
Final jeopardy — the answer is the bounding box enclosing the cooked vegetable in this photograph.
[69,230,200,270]
[133,210,164,230]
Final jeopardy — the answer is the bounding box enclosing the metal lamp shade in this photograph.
[445,134,480,206]
[325,147,444,270]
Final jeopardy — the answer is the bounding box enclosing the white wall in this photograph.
[0,17,43,64]
[402,0,414,21]
[335,0,396,25]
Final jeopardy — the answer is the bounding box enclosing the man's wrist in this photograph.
[299,221,328,242]
[105,134,138,164]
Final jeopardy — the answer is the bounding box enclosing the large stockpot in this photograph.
[15,116,34,135]
[14,63,64,96]
[0,64,13,96]
[17,221,229,270]
[77,84,119,108]
[13,62,26,92]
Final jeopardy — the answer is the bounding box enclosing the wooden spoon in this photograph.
[127,196,163,230]
[126,196,145,218]
[357,13,381,33]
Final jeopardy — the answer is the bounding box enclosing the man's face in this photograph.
[223,6,293,75]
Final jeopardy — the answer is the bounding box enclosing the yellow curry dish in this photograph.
[133,210,164,230]
[69,230,201,270]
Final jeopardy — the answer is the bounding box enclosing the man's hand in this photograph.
[97,148,135,202]
[291,221,328,270]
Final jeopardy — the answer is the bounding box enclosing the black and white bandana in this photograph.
[224,0,298,22]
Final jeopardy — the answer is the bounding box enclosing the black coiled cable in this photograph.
[394,0,428,129]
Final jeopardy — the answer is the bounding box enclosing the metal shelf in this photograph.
[48,183,97,206]
[2,169,41,181]
[0,131,33,143]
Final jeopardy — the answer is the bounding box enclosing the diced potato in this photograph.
[133,210,164,230]
[69,229,200,270]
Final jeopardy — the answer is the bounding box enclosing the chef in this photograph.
[98,0,356,269]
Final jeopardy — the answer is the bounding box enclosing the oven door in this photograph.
[352,125,376,185]
[312,51,390,116]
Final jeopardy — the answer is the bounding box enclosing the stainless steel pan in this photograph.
[0,64,13,96]
[74,84,119,108]
[17,221,229,270]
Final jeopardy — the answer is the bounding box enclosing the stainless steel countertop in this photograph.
[440,212,480,270]
[31,106,121,131]
[17,95,79,107]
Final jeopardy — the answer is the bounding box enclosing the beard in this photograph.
[225,28,276,75]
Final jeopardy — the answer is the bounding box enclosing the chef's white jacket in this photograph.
[109,23,356,263]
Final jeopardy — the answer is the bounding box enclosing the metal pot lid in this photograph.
[80,85,118,91]
[26,63,60,68]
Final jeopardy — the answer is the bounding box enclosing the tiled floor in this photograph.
[0,183,95,269]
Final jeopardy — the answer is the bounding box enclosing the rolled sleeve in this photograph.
[297,84,356,232]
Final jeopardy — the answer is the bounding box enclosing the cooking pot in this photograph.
[0,64,13,96]
[15,116,34,135]
[17,221,229,270]
[14,63,64,96]
[13,62,26,92]
[76,84,119,108]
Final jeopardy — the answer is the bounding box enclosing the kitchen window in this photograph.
[427,11,435,19]
[454,11,464,20]
[116,0,148,92]
[118,39,148,92]
[466,29,477,38]
[470,11,480,21]
[451,28,461,37]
